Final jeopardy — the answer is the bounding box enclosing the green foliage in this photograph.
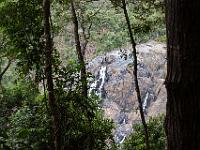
[54,61,115,149]
[58,92,114,149]
[0,80,40,149]
[121,115,166,150]
[155,34,166,43]
[0,0,166,149]
[52,0,165,58]
[0,0,44,76]
[6,104,50,149]
[88,0,165,54]
[2,81,38,104]
[0,62,115,150]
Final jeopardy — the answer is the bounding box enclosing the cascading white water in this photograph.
[119,135,126,144]
[86,41,167,144]
[98,66,107,98]
[89,65,107,98]
[88,80,98,95]
[143,92,149,112]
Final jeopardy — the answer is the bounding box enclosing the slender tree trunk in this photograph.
[122,0,150,149]
[77,8,92,57]
[70,0,88,98]
[43,0,61,149]
[0,60,11,82]
[165,0,200,150]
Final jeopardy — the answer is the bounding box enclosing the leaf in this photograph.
[17,128,29,139]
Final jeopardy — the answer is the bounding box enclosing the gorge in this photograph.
[87,40,167,143]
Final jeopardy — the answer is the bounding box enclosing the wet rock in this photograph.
[87,40,167,143]
[118,113,128,125]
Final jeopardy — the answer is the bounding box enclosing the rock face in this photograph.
[87,40,167,143]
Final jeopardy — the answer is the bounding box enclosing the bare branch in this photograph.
[122,0,150,149]
[0,60,12,82]
[76,1,105,57]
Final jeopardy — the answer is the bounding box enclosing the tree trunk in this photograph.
[0,60,11,82]
[122,0,150,149]
[165,0,200,149]
[70,0,88,98]
[43,0,61,149]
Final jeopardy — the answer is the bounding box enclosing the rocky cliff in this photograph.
[87,40,167,143]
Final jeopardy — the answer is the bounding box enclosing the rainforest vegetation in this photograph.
[1,0,199,149]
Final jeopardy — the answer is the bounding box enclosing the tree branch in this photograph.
[70,0,88,98]
[122,0,150,149]
[0,60,12,82]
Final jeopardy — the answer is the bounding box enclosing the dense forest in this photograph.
[0,0,199,149]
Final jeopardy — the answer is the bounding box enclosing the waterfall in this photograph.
[119,135,126,144]
[142,92,149,112]
[86,41,167,145]
[89,65,107,98]
[98,66,107,98]
[88,80,98,95]
[143,92,149,113]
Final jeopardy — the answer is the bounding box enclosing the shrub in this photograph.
[122,115,166,150]
[6,104,50,149]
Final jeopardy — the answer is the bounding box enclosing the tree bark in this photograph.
[165,0,200,149]
[0,60,11,82]
[70,0,88,98]
[43,0,61,149]
[122,0,150,149]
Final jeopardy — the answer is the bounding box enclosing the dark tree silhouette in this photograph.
[0,60,11,82]
[122,0,150,149]
[165,0,200,149]
[43,0,61,149]
[70,0,88,98]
